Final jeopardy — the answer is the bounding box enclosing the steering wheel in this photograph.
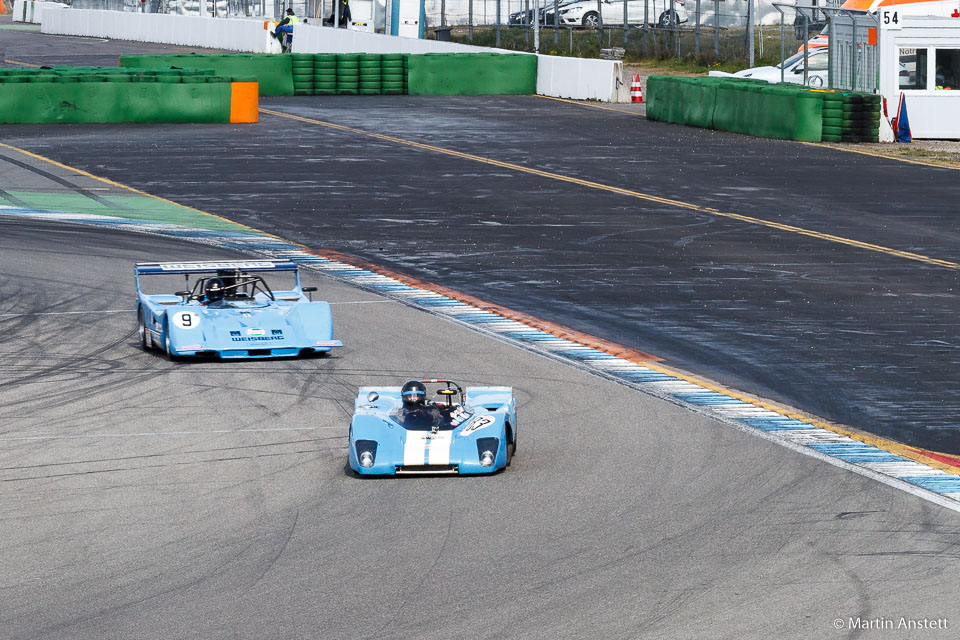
[422,379,464,406]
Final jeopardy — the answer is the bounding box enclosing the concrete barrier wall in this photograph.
[42,10,268,52]
[13,1,68,24]
[536,55,622,103]
[42,10,624,101]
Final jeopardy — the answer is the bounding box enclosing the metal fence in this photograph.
[65,0,849,64]
[827,10,879,92]
[69,0,324,20]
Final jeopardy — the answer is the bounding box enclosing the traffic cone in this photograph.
[0,0,7,15]
[630,74,643,103]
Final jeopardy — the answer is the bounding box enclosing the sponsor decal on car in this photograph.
[246,328,265,336]
[157,261,279,271]
[460,415,496,435]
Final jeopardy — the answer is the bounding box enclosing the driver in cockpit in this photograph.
[202,277,226,305]
[399,380,443,430]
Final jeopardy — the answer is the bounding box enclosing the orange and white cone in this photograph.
[630,74,643,103]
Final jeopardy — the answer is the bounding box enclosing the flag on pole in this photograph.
[891,93,912,143]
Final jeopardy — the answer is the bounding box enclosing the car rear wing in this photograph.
[134,260,298,275]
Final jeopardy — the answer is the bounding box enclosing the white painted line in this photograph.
[776,430,859,445]
[862,462,947,476]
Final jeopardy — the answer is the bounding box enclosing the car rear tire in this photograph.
[582,12,599,28]
[658,11,677,28]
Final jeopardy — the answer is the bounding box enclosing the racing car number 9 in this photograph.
[172,311,200,330]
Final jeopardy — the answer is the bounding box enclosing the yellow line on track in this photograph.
[802,141,960,172]
[0,142,277,238]
[532,93,960,172]
[260,107,960,271]
[2,59,40,67]
[533,94,645,115]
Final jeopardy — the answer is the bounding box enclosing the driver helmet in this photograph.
[401,380,427,408]
[205,277,225,302]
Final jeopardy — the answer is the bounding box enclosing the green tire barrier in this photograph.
[647,75,881,144]
[0,66,253,124]
[1,79,228,124]
[406,52,536,95]
[108,52,538,98]
[119,53,294,96]
[819,92,881,142]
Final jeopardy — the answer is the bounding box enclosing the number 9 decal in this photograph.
[172,311,200,330]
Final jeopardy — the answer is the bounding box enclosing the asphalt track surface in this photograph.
[1,24,960,639]
[3,23,960,455]
[4,216,960,640]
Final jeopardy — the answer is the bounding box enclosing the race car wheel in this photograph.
[138,309,151,351]
[163,320,175,360]
[582,12,599,28]
[506,427,515,466]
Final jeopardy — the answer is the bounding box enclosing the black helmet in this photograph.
[205,277,225,301]
[401,380,427,407]
[286,7,294,13]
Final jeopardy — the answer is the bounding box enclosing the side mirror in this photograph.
[302,286,317,292]
[793,66,804,74]
[175,290,190,298]
[367,391,379,403]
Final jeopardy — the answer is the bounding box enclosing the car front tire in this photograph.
[582,12,598,28]
[138,309,152,351]
[163,319,176,360]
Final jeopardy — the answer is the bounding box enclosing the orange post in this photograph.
[229,82,259,123]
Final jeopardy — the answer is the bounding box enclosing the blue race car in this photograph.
[135,260,342,359]
[349,379,517,476]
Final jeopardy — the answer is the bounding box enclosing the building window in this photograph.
[899,48,927,90]
[935,49,960,90]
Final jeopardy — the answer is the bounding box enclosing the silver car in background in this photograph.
[554,0,688,29]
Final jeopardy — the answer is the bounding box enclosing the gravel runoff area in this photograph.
[623,64,960,168]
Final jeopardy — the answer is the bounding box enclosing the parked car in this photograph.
[510,0,578,25]
[554,0,688,29]
[730,48,829,87]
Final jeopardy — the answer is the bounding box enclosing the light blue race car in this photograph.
[135,260,342,359]
[349,379,517,476]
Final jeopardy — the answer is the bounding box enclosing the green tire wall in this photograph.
[0,68,235,124]
[119,53,295,96]
[406,53,537,95]
[647,76,879,143]
[117,52,537,98]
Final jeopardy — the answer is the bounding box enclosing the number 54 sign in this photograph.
[880,9,902,30]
